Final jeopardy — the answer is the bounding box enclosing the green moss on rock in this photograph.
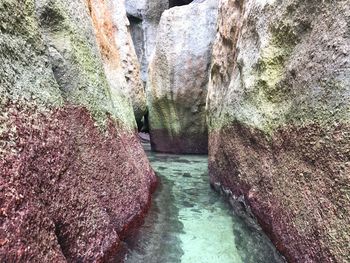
[36,0,136,129]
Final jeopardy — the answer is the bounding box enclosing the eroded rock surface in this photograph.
[125,0,169,82]
[0,0,156,261]
[37,0,147,125]
[147,0,218,153]
[88,0,147,125]
[86,0,147,126]
[207,0,350,262]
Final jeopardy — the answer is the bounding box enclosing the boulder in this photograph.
[125,0,169,82]
[99,0,147,124]
[37,0,147,125]
[0,0,156,261]
[207,0,350,262]
[147,0,218,153]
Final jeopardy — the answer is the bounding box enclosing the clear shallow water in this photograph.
[123,144,284,263]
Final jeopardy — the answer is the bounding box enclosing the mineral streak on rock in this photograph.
[207,0,350,262]
[86,0,147,124]
[0,0,156,261]
[147,0,218,154]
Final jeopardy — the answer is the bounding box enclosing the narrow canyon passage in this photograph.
[121,143,284,263]
[1,0,348,262]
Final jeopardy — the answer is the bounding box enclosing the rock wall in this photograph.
[147,0,218,154]
[0,0,156,262]
[207,0,350,262]
[86,0,147,125]
[125,0,169,82]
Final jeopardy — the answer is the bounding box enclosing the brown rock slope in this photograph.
[207,0,350,262]
[0,0,156,262]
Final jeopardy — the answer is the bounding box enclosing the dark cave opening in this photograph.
[137,111,149,133]
[127,14,142,24]
[169,0,193,8]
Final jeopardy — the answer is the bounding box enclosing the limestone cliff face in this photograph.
[0,0,156,262]
[147,0,218,154]
[207,0,350,262]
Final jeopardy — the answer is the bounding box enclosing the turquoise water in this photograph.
[123,144,284,263]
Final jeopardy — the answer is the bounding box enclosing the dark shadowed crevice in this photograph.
[38,2,66,31]
[54,222,70,260]
[127,14,145,75]
[127,14,142,24]
[169,0,193,8]
[140,111,149,133]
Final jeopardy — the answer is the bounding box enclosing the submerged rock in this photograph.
[207,0,350,262]
[0,0,156,262]
[147,0,218,154]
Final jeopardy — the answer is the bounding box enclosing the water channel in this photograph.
[123,143,284,263]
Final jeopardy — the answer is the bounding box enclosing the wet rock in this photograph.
[138,132,151,142]
[207,0,350,262]
[0,0,156,261]
[183,173,192,178]
[147,0,218,154]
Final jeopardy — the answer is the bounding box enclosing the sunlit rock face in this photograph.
[147,0,218,154]
[125,0,169,83]
[207,0,350,262]
[86,0,147,125]
[0,0,156,261]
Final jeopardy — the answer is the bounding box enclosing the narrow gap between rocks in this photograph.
[169,0,194,8]
[121,142,285,263]
[125,1,285,261]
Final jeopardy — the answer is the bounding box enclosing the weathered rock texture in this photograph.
[147,0,218,154]
[0,0,156,262]
[207,0,350,262]
[38,0,147,125]
[87,0,147,124]
[125,0,169,82]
